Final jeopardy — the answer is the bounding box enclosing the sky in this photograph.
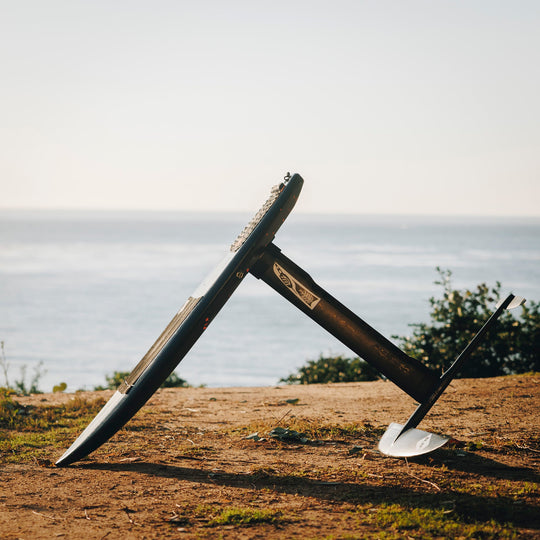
[1,1,539,216]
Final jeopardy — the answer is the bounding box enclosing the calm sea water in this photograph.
[1,210,539,392]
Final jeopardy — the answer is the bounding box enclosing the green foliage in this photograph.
[280,354,380,385]
[365,503,517,539]
[0,341,9,389]
[52,382,67,393]
[169,504,287,529]
[393,268,540,377]
[93,371,128,390]
[0,342,45,395]
[0,388,23,430]
[0,390,106,462]
[0,389,106,432]
[160,371,190,388]
[94,370,190,391]
[12,361,45,395]
[206,506,283,526]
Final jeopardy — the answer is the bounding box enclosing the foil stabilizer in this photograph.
[378,422,450,457]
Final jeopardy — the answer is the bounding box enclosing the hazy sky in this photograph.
[1,1,539,215]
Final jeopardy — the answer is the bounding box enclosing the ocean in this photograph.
[1,210,539,392]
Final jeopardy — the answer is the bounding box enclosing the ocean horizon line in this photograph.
[1,207,540,224]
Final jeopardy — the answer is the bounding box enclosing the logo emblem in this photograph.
[273,263,320,309]
[416,433,433,451]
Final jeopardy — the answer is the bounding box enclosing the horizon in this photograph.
[2,205,540,223]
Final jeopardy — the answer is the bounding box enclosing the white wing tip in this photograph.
[497,295,526,310]
[378,422,450,457]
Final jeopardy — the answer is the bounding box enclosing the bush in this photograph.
[0,342,45,395]
[392,268,540,378]
[280,354,380,385]
[94,370,190,391]
[160,371,190,388]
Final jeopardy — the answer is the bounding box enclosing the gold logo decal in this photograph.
[273,263,320,309]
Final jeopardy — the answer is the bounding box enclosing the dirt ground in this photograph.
[1,374,539,539]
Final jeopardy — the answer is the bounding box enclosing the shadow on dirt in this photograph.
[82,456,539,531]
[411,447,540,483]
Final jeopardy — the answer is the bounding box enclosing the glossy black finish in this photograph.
[251,243,439,403]
[56,175,303,466]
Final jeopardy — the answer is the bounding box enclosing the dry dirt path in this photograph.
[1,375,538,539]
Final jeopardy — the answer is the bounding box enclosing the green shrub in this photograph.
[1,342,45,395]
[392,268,540,377]
[280,354,380,385]
[94,370,190,391]
[160,371,190,388]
